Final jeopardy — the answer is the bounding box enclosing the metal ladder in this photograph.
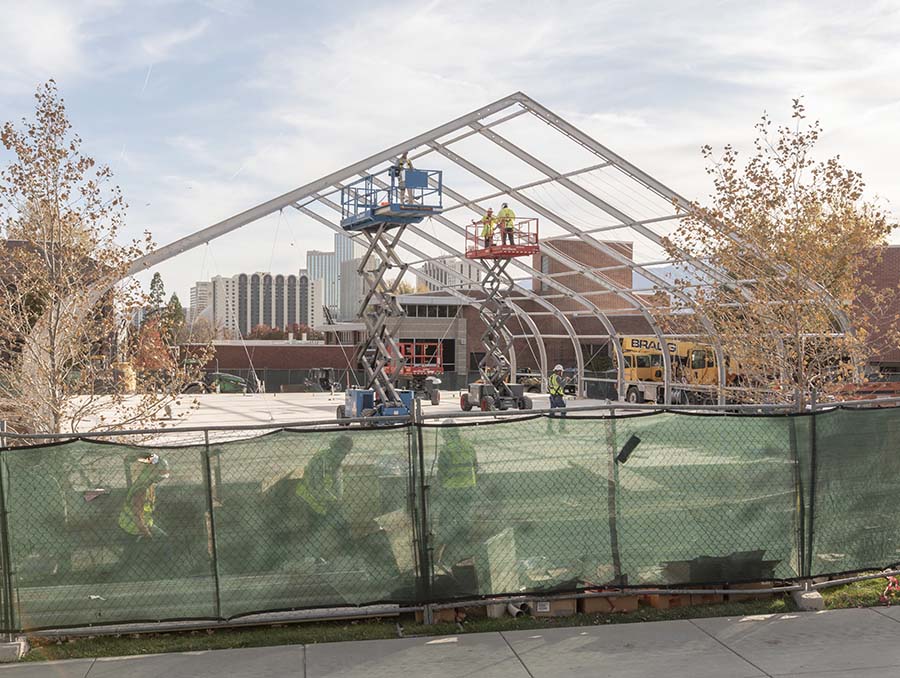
[351,224,408,408]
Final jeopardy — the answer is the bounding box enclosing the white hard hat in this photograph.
[553,364,563,371]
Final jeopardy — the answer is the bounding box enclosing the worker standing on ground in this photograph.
[497,202,516,246]
[433,421,478,575]
[547,364,567,433]
[479,207,496,248]
[296,435,354,561]
[118,453,171,577]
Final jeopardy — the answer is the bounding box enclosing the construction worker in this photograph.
[548,364,567,433]
[296,435,354,560]
[393,152,415,203]
[433,421,478,574]
[118,453,171,576]
[497,202,516,246]
[479,208,496,248]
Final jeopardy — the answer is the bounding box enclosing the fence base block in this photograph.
[792,590,825,611]
[0,638,28,663]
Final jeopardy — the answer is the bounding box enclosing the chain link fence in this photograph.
[0,405,898,631]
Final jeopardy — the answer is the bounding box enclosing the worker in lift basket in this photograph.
[497,202,516,246]
[547,364,568,433]
[393,152,415,204]
[479,208,496,248]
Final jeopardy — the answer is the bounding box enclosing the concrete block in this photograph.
[792,589,826,611]
[486,603,506,618]
[0,637,29,662]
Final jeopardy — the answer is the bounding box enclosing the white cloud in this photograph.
[140,19,211,61]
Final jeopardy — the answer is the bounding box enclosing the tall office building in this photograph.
[307,250,337,315]
[188,281,213,324]
[338,257,365,321]
[334,231,365,265]
[206,271,323,338]
[416,256,481,292]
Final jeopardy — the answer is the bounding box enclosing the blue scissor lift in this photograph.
[336,165,443,422]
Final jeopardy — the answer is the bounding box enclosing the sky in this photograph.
[1,0,899,302]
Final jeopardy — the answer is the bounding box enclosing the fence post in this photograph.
[0,442,15,639]
[788,418,806,578]
[202,430,223,620]
[606,408,624,584]
[805,408,818,579]
[411,399,434,624]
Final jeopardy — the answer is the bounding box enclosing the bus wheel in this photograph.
[626,387,642,404]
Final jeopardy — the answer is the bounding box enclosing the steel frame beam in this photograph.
[120,90,852,406]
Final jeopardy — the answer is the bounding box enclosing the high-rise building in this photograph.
[334,231,365,265]
[339,257,365,321]
[188,281,213,324]
[206,271,323,338]
[307,250,337,314]
[416,256,481,292]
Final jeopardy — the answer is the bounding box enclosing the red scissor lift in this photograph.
[384,340,444,406]
[461,217,540,411]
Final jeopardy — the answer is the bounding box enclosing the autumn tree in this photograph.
[0,81,207,435]
[663,100,896,406]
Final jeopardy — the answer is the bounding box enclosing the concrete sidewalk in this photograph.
[4,607,900,677]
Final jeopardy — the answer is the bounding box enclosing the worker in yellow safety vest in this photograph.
[497,202,516,246]
[547,364,567,433]
[433,421,478,574]
[479,208,496,248]
[119,453,172,578]
[295,435,354,562]
[296,435,354,518]
[119,453,170,538]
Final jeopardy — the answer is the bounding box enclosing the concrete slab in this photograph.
[773,668,900,677]
[305,633,530,678]
[692,609,900,676]
[502,620,765,678]
[869,604,900,622]
[0,658,93,677]
[86,645,302,678]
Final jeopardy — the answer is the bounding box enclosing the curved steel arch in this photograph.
[113,90,850,406]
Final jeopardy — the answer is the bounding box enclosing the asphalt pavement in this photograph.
[4,607,900,677]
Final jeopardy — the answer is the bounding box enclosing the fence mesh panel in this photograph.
[0,406,898,631]
[811,408,900,575]
[2,440,216,629]
[211,427,417,618]
[610,413,804,584]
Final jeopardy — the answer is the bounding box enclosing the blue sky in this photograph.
[2,0,899,301]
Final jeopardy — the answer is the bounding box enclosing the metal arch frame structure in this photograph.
[128,91,849,405]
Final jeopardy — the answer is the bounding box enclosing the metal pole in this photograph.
[606,408,623,583]
[411,400,433,623]
[0,447,15,638]
[806,410,819,578]
[202,431,223,620]
[788,418,806,578]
